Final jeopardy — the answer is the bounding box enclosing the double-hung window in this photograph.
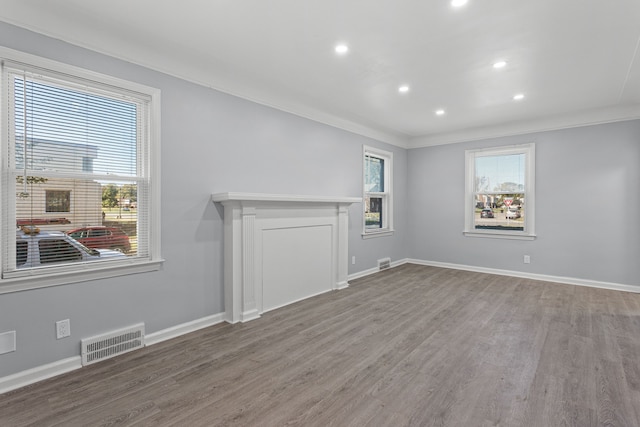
[464,143,535,240]
[363,145,393,237]
[1,48,161,292]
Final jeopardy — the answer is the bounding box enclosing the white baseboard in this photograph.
[0,356,82,395]
[0,312,227,394]
[145,313,227,346]
[348,257,638,294]
[348,258,409,281]
[407,259,640,294]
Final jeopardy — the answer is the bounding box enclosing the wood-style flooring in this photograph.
[1,264,640,426]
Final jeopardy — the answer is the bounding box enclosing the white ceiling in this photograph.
[1,0,639,148]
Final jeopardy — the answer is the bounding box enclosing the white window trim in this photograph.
[362,145,394,238]
[464,143,535,241]
[0,47,163,294]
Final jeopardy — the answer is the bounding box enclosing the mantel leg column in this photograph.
[336,205,350,289]
[240,206,260,321]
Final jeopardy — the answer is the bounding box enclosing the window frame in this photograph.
[362,145,394,238]
[464,143,536,240]
[0,47,162,294]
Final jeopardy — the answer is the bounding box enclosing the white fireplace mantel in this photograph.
[212,192,361,323]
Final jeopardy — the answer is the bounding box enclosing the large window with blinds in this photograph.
[1,48,161,291]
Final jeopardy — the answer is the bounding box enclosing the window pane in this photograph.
[474,193,525,231]
[475,154,524,193]
[365,155,384,192]
[7,72,143,277]
[13,77,138,177]
[365,196,383,229]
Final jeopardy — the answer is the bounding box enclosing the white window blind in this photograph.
[2,59,156,280]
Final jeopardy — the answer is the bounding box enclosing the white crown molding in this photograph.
[0,19,410,149]
[408,104,640,149]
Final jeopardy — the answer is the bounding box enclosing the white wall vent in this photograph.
[81,323,145,366]
[378,257,391,271]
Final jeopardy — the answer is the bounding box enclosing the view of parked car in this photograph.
[480,208,494,218]
[505,206,521,219]
[16,227,125,268]
[66,226,131,253]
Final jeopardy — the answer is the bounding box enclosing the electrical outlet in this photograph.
[56,319,71,339]
[352,256,356,265]
[524,255,531,264]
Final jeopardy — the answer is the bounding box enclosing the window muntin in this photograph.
[1,49,161,289]
[363,146,393,236]
[465,144,535,239]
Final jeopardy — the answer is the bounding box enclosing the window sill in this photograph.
[463,231,536,241]
[0,259,164,295]
[362,229,395,239]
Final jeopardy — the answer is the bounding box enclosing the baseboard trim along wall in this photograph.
[348,258,408,281]
[145,313,226,346]
[0,356,82,395]
[0,313,227,394]
[350,258,639,294]
[406,259,640,294]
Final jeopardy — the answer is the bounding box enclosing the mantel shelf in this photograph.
[212,192,361,205]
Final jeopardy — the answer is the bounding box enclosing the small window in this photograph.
[363,146,393,237]
[465,144,535,240]
[45,190,71,213]
[82,157,94,172]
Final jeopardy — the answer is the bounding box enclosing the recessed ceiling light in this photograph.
[335,44,349,54]
[513,93,525,100]
[398,85,410,93]
[451,0,468,7]
[493,60,507,69]
[435,109,446,116]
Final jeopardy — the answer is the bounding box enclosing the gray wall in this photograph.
[0,22,408,377]
[407,120,640,286]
